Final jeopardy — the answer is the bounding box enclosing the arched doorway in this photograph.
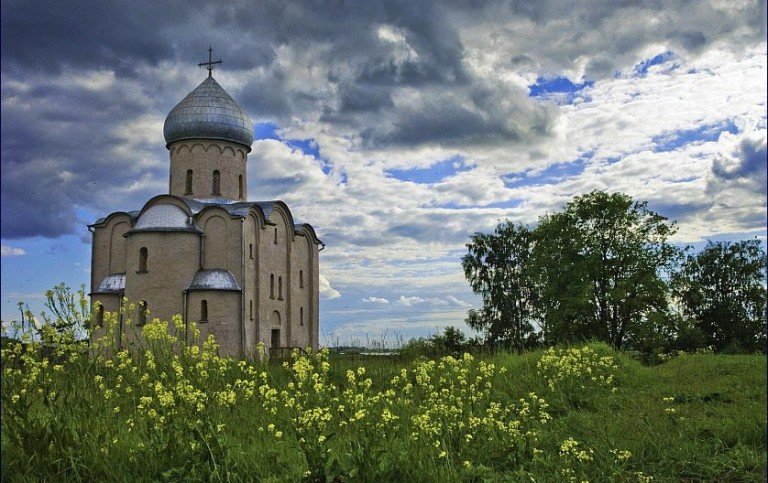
[270,310,281,348]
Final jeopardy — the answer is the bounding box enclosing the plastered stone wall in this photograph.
[198,209,241,273]
[168,140,248,200]
[123,231,200,344]
[89,294,122,349]
[290,233,312,349]
[243,214,260,352]
[187,291,241,357]
[90,214,132,294]
[90,199,320,357]
[258,208,290,349]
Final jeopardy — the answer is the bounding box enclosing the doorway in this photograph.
[271,329,280,348]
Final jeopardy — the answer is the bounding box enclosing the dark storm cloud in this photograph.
[2,0,765,239]
[1,75,165,238]
[711,135,768,184]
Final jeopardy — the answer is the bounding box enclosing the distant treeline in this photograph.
[459,190,766,355]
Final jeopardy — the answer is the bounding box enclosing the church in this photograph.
[88,52,322,357]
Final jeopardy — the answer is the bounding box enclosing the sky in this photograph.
[1,0,766,346]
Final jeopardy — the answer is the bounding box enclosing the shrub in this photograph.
[536,343,619,408]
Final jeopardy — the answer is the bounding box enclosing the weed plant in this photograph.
[1,312,765,481]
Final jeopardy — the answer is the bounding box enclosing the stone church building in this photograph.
[88,59,322,357]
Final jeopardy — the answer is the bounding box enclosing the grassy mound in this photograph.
[2,324,765,481]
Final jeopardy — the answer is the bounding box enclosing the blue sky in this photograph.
[2,1,766,345]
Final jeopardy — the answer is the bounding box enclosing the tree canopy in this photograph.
[672,240,767,352]
[532,191,680,348]
[462,222,537,351]
[462,191,766,353]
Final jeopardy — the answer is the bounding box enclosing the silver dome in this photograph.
[163,76,254,150]
[186,269,241,292]
[134,204,197,232]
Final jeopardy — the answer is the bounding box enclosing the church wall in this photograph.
[311,243,320,350]
[90,214,132,295]
[197,209,243,284]
[168,140,248,200]
[123,231,200,342]
[89,294,122,350]
[290,234,313,349]
[187,291,241,357]
[243,214,260,354]
[257,210,290,349]
[108,221,130,274]
[91,226,109,295]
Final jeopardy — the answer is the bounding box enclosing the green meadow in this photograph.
[1,321,766,482]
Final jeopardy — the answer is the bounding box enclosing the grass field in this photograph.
[2,320,766,481]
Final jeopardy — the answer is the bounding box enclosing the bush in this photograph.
[536,343,619,408]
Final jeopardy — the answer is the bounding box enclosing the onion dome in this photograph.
[163,76,254,151]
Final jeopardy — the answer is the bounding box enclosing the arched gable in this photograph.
[197,208,232,269]
[267,202,297,241]
[108,220,131,273]
[294,223,324,247]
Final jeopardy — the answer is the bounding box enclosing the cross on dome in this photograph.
[198,46,222,77]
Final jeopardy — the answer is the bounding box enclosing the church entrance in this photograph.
[271,329,280,348]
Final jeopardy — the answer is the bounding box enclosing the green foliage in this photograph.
[399,326,474,359]
[6,283,90,343]
[532,190,681,348]
[3,314,766,481]
[536,343,619,409]
[462,221,538,350]
[461,191,768,356]
[672,239,767,352]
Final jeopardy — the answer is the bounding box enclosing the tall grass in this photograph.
[2,315,765,481]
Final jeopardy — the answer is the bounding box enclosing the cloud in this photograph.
[446,295,471,308]
[361,296,390,304]
[319,274,341,299]
[393,295,468,307]
[1,245,26,257]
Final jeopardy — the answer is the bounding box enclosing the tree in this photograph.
[11,283,90,342]
[462,221,538,351]
[532,191,680,348]
[672,240,767,352]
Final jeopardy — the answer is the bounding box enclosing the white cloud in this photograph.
[318,274,341,299]
[446,295,472,308]
[1,245,26,257]
[361,296,390,304]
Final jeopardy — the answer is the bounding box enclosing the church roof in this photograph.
[186,269,241,292]
[129,203,202,234]
[94,273,125,294]
[91,197,323,245]
[163,76,254,150]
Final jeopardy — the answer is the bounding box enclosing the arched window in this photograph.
[300,306,304,326]
[200,300,208,322]
[138,301,147,326]
[95,304,104,328]
[212,170,221,195]
[278,276,283,300]
[138,247,148,273]
[270,274,275,299]
[185,169,193,195]
[238,175,243,199]
[249,243,253,259]
[299,270,304,289]
[274,227,278,244]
